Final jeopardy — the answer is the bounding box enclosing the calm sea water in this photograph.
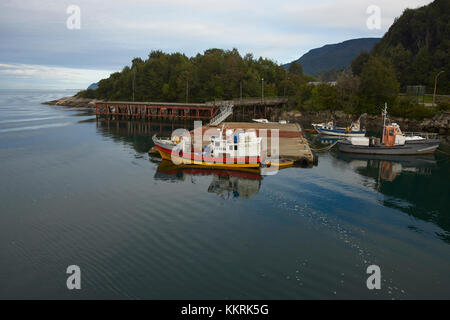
[1,89,450,299]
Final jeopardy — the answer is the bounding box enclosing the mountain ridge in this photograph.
[285,38,381,76]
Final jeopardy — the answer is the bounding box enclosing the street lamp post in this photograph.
[261,78,264,102]
[433,71,444,107]
[186,79,189,103]
[132,67,136,102]
[284,77,289,97]
[240,80,243,102]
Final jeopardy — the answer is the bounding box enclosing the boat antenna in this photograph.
[381,103,387,144]
[358,113,366,121]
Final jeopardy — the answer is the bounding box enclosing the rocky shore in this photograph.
[43,96,450,134]
[42,96,100,108]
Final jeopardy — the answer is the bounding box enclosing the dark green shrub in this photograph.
[437,101,450,112]
[391,97,436,120]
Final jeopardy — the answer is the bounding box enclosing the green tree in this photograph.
[359,56,400,113]
[351,51,370,76]
[288,61,303,76]
[337,73,360,113]
[308,84,339,110]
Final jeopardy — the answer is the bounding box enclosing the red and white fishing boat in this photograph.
[152,128,293,169]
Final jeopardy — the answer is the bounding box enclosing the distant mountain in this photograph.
[286,38,381,76]
[87,82,99,90]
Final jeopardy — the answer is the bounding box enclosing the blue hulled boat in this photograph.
[312,119,366,137]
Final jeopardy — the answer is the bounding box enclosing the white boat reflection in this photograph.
[154,160,262,199]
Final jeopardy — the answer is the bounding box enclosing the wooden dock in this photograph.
[95,97,288,121]
[95,101,216,119]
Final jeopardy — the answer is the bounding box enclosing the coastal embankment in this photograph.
[43,96,450,135]
[282,110,450,135]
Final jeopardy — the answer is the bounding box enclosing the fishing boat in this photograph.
[252,118,269,123]
[338,105,440,155]
[152,128,294,169]
[312,117,366,137]
[252,118,288,124]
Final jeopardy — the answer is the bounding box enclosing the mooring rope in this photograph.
[309,140,340,152]
[436,149,450,156]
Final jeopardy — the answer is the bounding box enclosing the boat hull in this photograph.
[338,139,440,155]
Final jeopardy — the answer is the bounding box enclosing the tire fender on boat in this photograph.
[296,157,310,167]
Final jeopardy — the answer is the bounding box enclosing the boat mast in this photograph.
[381,103,387,144]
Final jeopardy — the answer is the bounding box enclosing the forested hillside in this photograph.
[353,0,449,93]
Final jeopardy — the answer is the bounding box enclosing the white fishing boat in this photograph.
[252,118,269,123]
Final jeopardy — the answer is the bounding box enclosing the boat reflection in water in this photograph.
[336,152,436,182]
[335,151,450,243]
[154,160,262,199]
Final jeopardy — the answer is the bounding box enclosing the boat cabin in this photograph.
[383,123,405,146]
[206,130,262,159]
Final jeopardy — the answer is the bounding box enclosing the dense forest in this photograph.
[77,49,314,103]
[352,0,450,93]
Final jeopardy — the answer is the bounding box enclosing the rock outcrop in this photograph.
[42,96,99,108]
[420,112,450,135]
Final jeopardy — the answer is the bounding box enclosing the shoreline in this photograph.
[288,110,450,135]
[42,96,101,108]
[43,96,450,135]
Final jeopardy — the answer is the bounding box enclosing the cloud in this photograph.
[282,0,431,30]
[0,0,435,88]
[0,63,112,89]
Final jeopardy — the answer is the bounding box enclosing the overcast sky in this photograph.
[0,0,433,89]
